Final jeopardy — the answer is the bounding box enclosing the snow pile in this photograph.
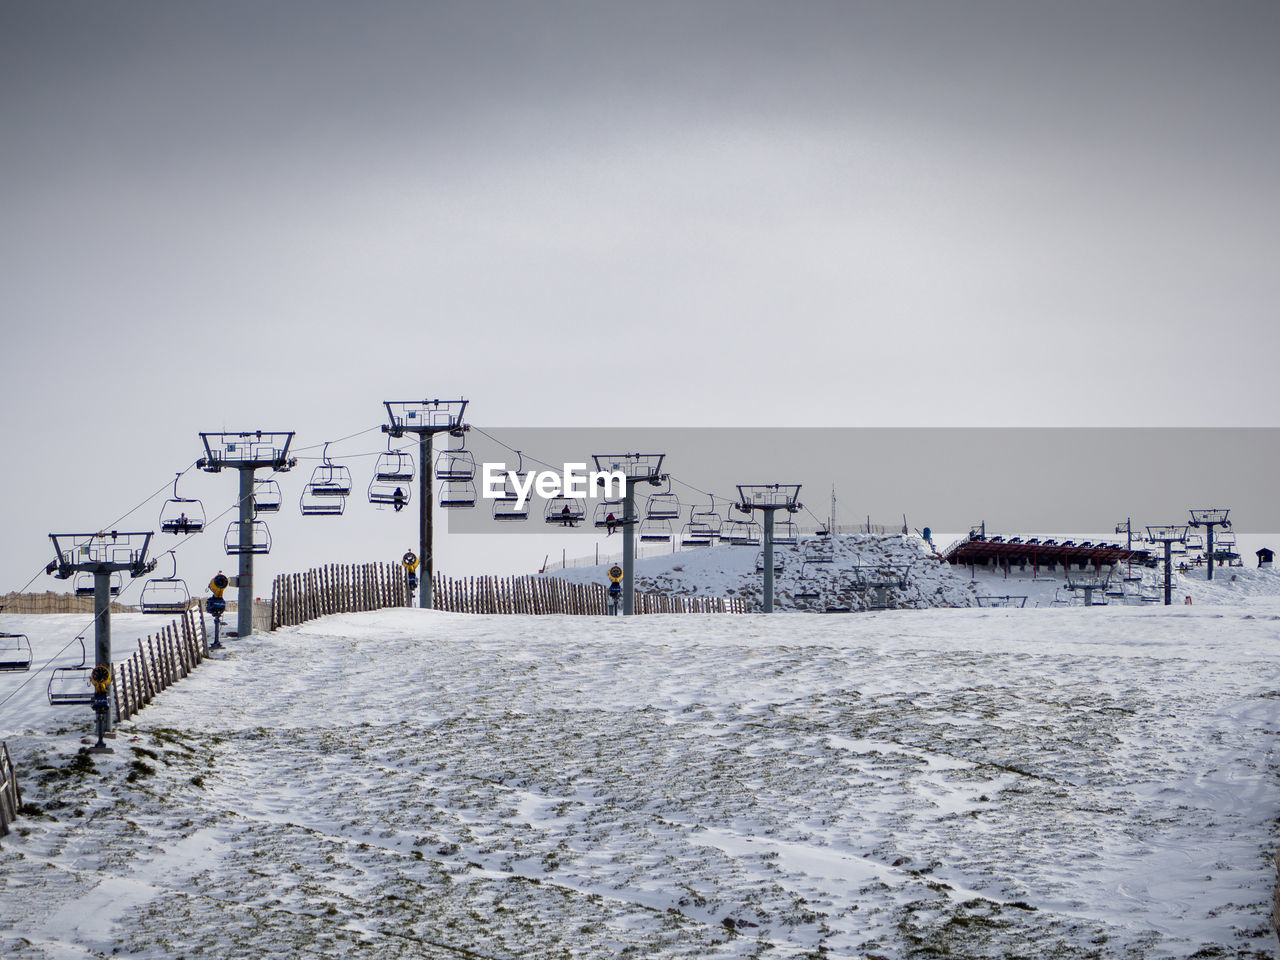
[552,533,979,611]
[2,604,1279,958]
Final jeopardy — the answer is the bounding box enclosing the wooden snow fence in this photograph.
[270,562,409,630]
[113,607,208,724]
[429,573,750,616]
[268,563,747,625]
[0,741,21,843]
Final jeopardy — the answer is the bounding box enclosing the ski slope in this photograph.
[2,602,1279,958]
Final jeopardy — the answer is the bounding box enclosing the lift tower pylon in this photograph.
[1146,524,1189,605]
[382,399,468,609]
[198,431,296,639]
[1189,509,1231,581]
[47,531,156,736]
[735,484,803,613]
[591,454,666,616]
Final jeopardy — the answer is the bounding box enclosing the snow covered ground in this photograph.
[2,601,1279,958]
[553,533,979,611]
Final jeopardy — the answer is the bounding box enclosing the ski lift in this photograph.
[739,521,762,547]
[368,480,411,512]
[773,519,799,545]
[689,499,723,540]
[491,452,529,521]
[594,499,626,530]
[803,539,834,564]
[306,443,352,497]
[1184,532,1204,551]
[301,484,346,516]
[0,629,32,672]
[793,560,823,600]
[139,553,191,615]
[439,479,477,509]
[47,636,91,703]
[373,441,415,483]
[159,473,206,535]
[224,520,271,554]
[640,518,672,543]
[544,496,586,527]
[252,478,283,514]
[645,482,681,521]
[721,517,752,545]
[680,522,714,547]
[435,447,476,482]
[73,571,122,597]
[755,551,783,574]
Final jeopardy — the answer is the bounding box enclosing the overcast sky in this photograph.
[3,1,1278,593]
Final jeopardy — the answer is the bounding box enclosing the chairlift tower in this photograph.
[736,484,803,613]
[1188,508,1230,581]
[198,431,296,639]
[865,564,911,611]
[382,399,468,609]
[47,531,156,736]
[1065,569,1112,607]
[1146,525,1188,605]
[592,454,665,616]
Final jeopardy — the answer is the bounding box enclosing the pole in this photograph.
[1163,541,1172,605]
[763,509,775,613]
[93,569,113,733]
[237,466,254,638]
[419,433,433,608]
[623,480,636,615]
[1206,525,1215,581]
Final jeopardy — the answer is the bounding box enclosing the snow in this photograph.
[2,597,1279,958]
[552,533,980,611]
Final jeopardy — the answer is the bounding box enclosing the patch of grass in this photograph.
[126,760,156,782]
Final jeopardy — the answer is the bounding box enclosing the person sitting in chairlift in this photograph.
[392,487,406,513]
[605,512,617,535]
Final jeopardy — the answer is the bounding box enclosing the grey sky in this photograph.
[2,2,1278,590]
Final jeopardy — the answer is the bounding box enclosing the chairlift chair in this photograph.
[680,523,714,547]
[301,485,346,516]
[1184,533,1204,551]
[594,499,626,530]
[490,472,529,521]
[139,552,191,615]
[803,539,835,564]
[435,448,476,482]
[73,571,122,597]
[0,631,32,672]
[794,561,822,600]
[689,500,724,540]
[639,519,672,543]
[373,448,415,484]
[306,442,352,497]
[368,480,411,511]
[544,495,586,527]
[307,463,352,498]
[721,518,752,545]
[439,479,477,509]
[492,495,529,522]
[159,474,206,535]
[139,578,192,614]
[252,479,283,514]
[644,484,681,521]
[224,520,271,554]
[47,637,92,703]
